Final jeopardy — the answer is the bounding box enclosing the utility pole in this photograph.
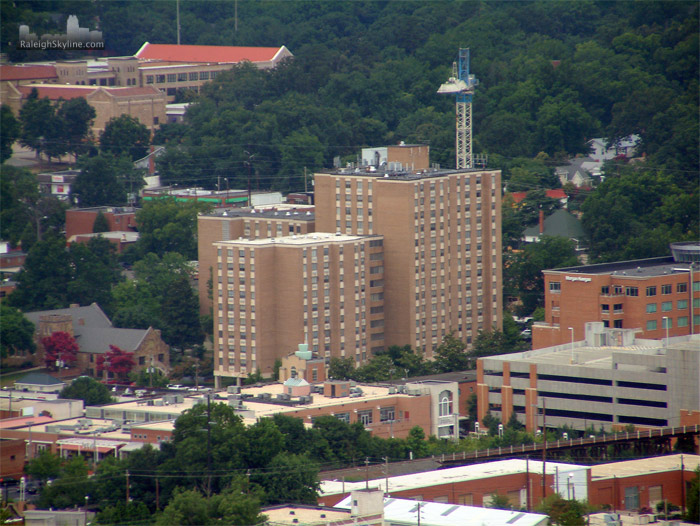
[364,457,370,490]
[156,478,159,510]
[125,470,130,504]
[542,398,547,505]
[384,457,389,496]
[526,456,530,511]
[176,0,181,45]
[206,395,212,497]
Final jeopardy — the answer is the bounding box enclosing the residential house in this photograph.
[23,303,169,377]
[521,208,586,253]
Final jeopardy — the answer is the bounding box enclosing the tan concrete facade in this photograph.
[197,211,316,315]
[314,169,503,358]
[533,257,698,349]
[212,233,384,379]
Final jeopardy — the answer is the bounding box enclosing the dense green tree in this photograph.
[95,502,152,526]
[504,236,579,315]
[328,356,355,380]
[100,115,150,160]
[160,274,204,349]
[0,165,66,250]
[8,233,72,310]
[1,105,20,162]
[57,97,96,159]
[538,494,588,526]
[433,333,470,373]
[37,456,91,509]
[0,304,35,359]
[73,155,132,207]
[60,376,114,405]
[67,236,123,310]
[92,211,110,233]
[254,452,319,505]
[134,199,210,260]
[406,426,428,458]
[24,450,62,483]
[18,89,54,159]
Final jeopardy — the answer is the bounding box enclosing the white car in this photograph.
[167,384,187,391]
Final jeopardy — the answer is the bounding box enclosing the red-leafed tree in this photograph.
[41,331,79,370]
[97,345,136,381]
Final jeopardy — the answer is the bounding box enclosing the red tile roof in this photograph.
[17,84,96,100]
[510,189,568,203]
[135,42,286,64]
[0,64,57,81]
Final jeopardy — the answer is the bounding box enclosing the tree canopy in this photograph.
[59,376,114,405]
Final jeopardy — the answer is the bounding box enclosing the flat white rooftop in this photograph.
[334,496,549,526]
[590,454,700,480]
[320,459,586,497]
[216,231,374,247]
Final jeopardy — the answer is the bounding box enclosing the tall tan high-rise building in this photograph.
[212,233,385,379]
[198,208,316,316]
[314,167,502,358]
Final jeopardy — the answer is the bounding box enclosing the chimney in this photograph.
[539,208,545,235]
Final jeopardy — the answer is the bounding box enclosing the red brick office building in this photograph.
[534,243,699,349]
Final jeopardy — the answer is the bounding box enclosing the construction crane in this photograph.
[437,48,479,169]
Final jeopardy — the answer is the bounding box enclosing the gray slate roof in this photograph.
[16,372,64,386]
[24,303,150,354]
[523,209,585,239]
[25,303,112,332]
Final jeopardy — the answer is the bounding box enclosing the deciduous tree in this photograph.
[0,304,35,359]
[42,331,78,370]
[1,105,20,162]
[59,376,114,405]
[100,115,150,160]
[97,345,135,381]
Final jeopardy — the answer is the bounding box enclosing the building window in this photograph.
[678,299,688,310]
[625,287,638,297]
[646,303,657,313]
[146,75,154,84]
[178,73,187,82]
[613,303,623,313]
[156,75,166,83]
[661,284,672,295]
[677,283,688,293]
[167,74,176,82]
[549,282,561,293]
[601,304,610,313]
[380,407,395,422]
[678,316,688,328]
[613,319,623,328]
[335,412,350,423]
[646,286,657,296]
[646,320,657,331]
[357,410,372,426]
[439,390,453,416]
[199,71,210,80]
[601,286,610,295]
[189,72,198,81]
[693,281,700,292]
[613,285,623,295]
[661,301,672,312]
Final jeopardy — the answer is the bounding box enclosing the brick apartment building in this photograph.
[198,207,316,316]
[533,242,699,349]
[212,232,385,378]
[314,163,502,359]
[198,145,502,384]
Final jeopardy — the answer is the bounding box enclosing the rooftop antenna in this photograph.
[438,48,479,169]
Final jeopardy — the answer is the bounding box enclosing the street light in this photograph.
[567,473,573,500]
[84,495,89,525]
[662,316,669,347]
